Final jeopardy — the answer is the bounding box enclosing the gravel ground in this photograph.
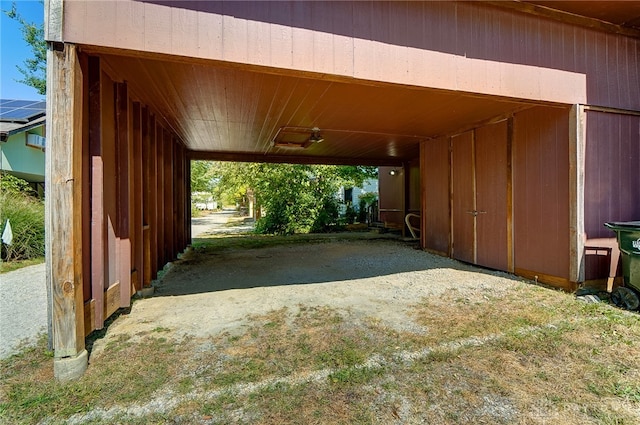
[102,238,521,344]
[0,263,47,359]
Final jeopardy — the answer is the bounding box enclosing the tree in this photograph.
[4,2,47,95]
[207,162,377,235]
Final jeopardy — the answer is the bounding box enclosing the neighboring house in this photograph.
[0,99,46,196]
[340,179,378,207]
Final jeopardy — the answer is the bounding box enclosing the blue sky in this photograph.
[1,0,45,101]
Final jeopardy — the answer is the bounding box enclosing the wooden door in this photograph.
[475,121,509,271]
[451,122,509,269]
[451,131,475,264]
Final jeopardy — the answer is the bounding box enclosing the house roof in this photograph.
[0,99,46,140]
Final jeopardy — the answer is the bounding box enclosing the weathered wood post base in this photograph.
[46,41,87,380]
[53,350,88,382]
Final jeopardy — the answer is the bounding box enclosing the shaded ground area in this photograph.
[105,234,520,344]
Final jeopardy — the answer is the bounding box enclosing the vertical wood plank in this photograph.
[88,56,104,330]
[422,137,450,255]
[569,104,586,283]
[475,120,509,271]
[47,43,86,359]
[156,124,165,269]
[185,154,192,244]
[115,82,131,308]
[506,118,515,273]
[132,102,144,291]
[451,131,475,264]
[149,116,158,278]
[141,107,152,287]
[163,132,174,262]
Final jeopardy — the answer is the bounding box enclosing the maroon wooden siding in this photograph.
[513,107,571,282]
[125,1,639,111]
[421,137,450,255]
[475,121,509,272]
[584,111,640,239]
[82,54,190,335]
[451,132,476,264]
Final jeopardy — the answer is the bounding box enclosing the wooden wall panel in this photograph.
[421,137,450,255]
[475,121,509,272]
[451,132,475,264]
[148,113,158,280]
[101,71,119,294]
[513,107,571,283]
[156,125,165,269]
[64,1,640,110]
[584,111,640,239]
[132,102,144,292]
[115,83,131,308]
[163,132,174,262]
[141,107,152,287]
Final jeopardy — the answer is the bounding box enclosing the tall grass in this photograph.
[0,174,45,262]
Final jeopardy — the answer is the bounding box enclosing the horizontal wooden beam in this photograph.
[584,105,640,116]
[515,268,577,292]
[83,281,123,336]
[483,1,640,39]
[188,150,405,167]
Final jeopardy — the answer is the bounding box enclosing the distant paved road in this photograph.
[0,263,47,359]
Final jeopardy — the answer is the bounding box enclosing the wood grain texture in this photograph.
[421,137,451,255]
[46,44,85,358]
[513,106,571,280]
[475,121,509,271]
[88,57,105,331]
[115,82,131,308]
[451,131,475,264]
[132,102,144,292]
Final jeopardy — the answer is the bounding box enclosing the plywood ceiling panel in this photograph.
[101,52,528,163]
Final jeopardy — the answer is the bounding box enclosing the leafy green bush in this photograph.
[0,174,45,261]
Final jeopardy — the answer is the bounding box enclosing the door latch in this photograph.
[466,210,487,217]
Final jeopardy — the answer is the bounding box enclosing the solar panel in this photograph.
[0,99,46,123]
[2,100,38,108]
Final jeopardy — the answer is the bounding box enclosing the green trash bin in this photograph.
[604,221,640,310]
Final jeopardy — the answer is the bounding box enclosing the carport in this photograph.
[44,1,640,379]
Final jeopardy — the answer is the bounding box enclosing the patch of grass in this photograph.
[190,306,384,391]
[0,256,44,273]
[4,272,640,424]
[0,333,191,424]
[191,231,396,254]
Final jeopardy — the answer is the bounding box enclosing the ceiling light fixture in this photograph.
[309,127,324,144]
[271,126,324,149]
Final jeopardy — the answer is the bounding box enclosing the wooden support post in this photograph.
[569,104,586,284]
[174,144,184,252]
[186,155,192,243]
[506,118,515,273]
[148,114,158,279]
[141,108,152,287]
[46,43,87,380]
[156,125,165,269]
[132,102,144,292]
[88,56,105,331]
[115,82,131,308]
[163,131,173,262]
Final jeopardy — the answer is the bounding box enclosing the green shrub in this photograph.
[0,174,45,261]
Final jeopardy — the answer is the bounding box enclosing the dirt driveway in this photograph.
[104,233,520,344]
